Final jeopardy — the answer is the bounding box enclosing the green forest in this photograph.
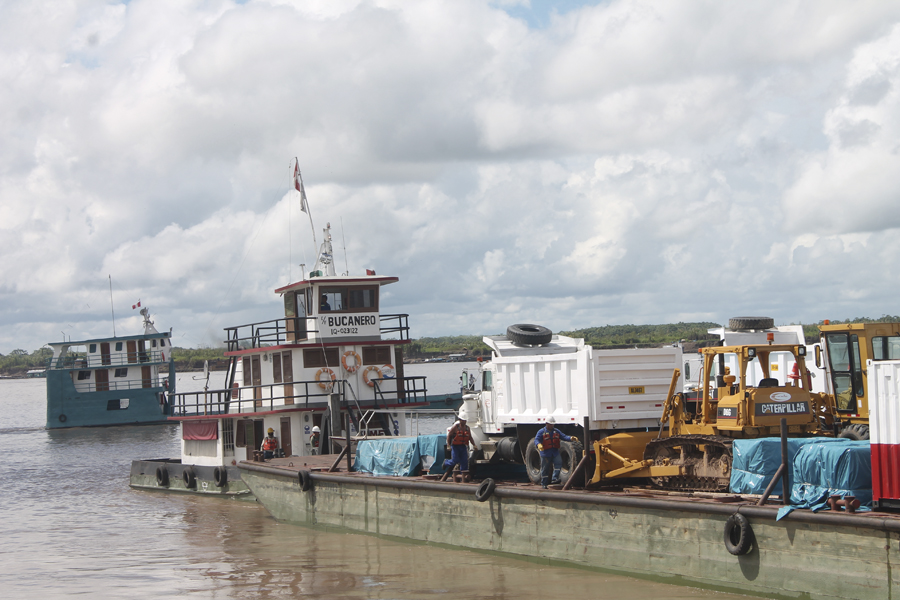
[3,315,899,376]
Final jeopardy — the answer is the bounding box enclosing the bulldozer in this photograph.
[590,340,836,491]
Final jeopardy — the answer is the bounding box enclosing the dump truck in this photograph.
[462,324,682,486]
[590,338,836,491]
[815,320,900,440]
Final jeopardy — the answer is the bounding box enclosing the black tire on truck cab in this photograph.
[728,317,775,331]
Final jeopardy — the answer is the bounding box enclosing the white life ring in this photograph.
[341,350,361,373]
[315,367,336,390]
[381,364,396,379]
[362,365,382,387]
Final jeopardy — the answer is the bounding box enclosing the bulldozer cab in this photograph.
[699,344,822,436]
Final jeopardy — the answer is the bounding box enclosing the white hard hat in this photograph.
[457,410,469,421]
[546,416,556,424]
[312,426,320,433]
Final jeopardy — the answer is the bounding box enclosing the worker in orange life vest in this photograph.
[261,427,278,459]
[534,416,577,488]
[443,410,480,480]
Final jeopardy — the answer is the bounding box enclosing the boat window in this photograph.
[303,348,340,368]
[273,353,282,383]
[151,340,157,348]
[159,339,166,347]
[223,419,235,455]
[242,357,252,386]
[89,344,97,353]
[873,336,900,360]
[363,346,391,365]
[114,368,128,377]
[77,371,91,380]
[348,287,377,310]
[320,286,378,313]
[116,342,123,351]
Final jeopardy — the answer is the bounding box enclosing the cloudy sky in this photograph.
[3,0,900,354]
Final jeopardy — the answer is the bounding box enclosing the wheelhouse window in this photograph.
[115,342,123,351]
[114,368,128,377]
[319,286,378,313]
[77,371,91,380]
[303,348,340,368]
[89,344,97,353]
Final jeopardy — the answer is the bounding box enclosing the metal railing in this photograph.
[170,374,429,418]
[72,377,165,393]
[224,313,411,351]
[48,350,168,370]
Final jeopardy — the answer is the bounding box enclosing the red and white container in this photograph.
[868,359,900,508]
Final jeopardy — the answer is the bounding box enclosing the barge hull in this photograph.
[131,460,254,498]
[240,463,900,600]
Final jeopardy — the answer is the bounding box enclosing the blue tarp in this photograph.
[353,434,446,477]
[777,440,872,519]
[730,437,849,496]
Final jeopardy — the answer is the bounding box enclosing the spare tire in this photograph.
[524,441,543,484]
[728,317,774,331]
[507,324,552,346]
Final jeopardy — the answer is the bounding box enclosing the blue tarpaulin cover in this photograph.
[777,440,872,519]
[730,437,848,496]
[353,434,446,477]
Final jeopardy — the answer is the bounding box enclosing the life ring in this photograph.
[315,367,337,390]
[213,466,228,487]
[362,365,382,387]
[724,513,753,555]
[475,478,496,502]
[341,350,361,373]
[182,466,197,489]
[381,364,396,379]
[298,469,312,492]
[156,466,169,487]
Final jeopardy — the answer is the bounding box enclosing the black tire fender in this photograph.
[724,513,753,555]
[475,478,496,502]
[58,414,67,423]
[213,466,227,487]
[506,324,553,346]
[156,465,169,487]
[182,466,196,489]
[298,469,312,492]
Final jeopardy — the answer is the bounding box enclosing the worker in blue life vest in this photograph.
[534,416,577,488]
[261,427,279,459]
[443,410,480,482]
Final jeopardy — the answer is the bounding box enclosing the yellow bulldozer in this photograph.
[590,341,836,491]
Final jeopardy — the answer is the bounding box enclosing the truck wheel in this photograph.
[728,317,774,331]
[559,441,580,485]
[506,324,553,346]
[524,442,543,484]
[839,424,870,440]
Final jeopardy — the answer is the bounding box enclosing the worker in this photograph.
[260,427,279,459]
[443,410,479,482]
[320,294,331,311]
[310,425,321,455]
[534,416,577,488]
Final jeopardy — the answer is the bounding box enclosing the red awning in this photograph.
[182,420,218,441]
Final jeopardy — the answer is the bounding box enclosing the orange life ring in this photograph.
[381,364,396,379]
[315,367,336,390]
[362,365,382,387]
[341,350,361,373]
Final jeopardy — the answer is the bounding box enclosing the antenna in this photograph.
[108,275,116,337]
[340,217,349,276]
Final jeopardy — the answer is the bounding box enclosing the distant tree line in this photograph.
[4,315,899,375]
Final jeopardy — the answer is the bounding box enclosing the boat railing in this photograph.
[223,313,411,351]
[48,350,168,370]
[72,378,166,393]
[170,374,429,417]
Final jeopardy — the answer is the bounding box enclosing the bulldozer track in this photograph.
[644,435,734,492]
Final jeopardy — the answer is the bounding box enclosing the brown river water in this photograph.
[0,366,751,599]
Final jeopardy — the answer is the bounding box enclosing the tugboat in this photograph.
[46,307,176,428]
[131,222,440,496]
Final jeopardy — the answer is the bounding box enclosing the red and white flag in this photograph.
[293,159,309,214]
[132,300,141,309]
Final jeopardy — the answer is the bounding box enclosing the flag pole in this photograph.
[293,158,317,265]
[108,275,116,337]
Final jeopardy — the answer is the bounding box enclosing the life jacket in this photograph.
[451,423,471,445]
[262,436,278,451]
[310,433,320,448]
[541,428,561,450]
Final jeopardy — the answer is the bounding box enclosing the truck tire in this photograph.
[506,324,552,346]
[524,442,542,484]
[839,423,870,440]
[728,317,774,331]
